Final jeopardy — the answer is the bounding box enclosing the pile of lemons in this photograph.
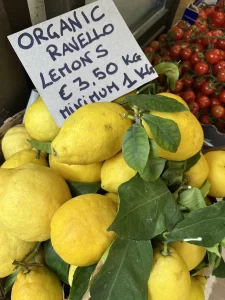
[0,93,223,300]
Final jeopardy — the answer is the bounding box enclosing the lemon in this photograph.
[170,241,206,271]
[0,164,71,242]
[49,154,102,182]
[68,265,78,286]
[51,102,132,165]
[159,92,189,110]
[184,153,209,189]
[1,150,48,169]
[188,276,206,300]
[204,151,225,197]
[51,194,117,266]
[11,266,63,300]
[24,97,59,142]
[1,125,32,160]
[101,151,136,193]
[143,94,203,161]
[148,246,191,300]
[105,192,119,205]
[0,227,36,278]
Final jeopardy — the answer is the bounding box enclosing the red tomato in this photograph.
[204,7,215,17]
[199,114,211,124]
[205,49,221,64]
[201,32,213,47]
[177,20,189,31]
[159,34,166,42]
[182,74,194,87]
[169,45,181,59]
[181,61,192,74]
[182,90,196,102]
[219,89,225,103]
[144,47,154,54]
[180,48,193,61]
[217,69,225,82]
[194,62,209,76]
[190,53,203,65]
[170,27,184,41]
[195,17,208,32]
[217,39,225,50]
[183,28,194,41]
[212,11,225,26]
[174,80,184,93]
[194,78,206,90]
[201,82,216,95]
[152,56,160,66]
[210,96,221,107]
[213,61,225,73]
[150,40,160,52]
[198,10,207,19]
[178,42,189,48]
[211,105,225,118]
[220,50,225,60]
[192,43,204,53]
[188,101,199,115]
[161,55,171,61]
[216,1,225,12]
[197,95,211,108]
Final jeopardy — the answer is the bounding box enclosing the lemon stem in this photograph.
[36,150,41,159]
[161,242,168,256]
[21,242,42,263]
[12,261,29,273]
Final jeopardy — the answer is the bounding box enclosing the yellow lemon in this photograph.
[49,154,102,182]
[0,164,71,242]
[148,246,191,300]
[24,97,59,142]
[184,153,209,188]
[204,151,225,197]
[1,125,32,160]
[51,102,132,165]
[188,276,206,300]
[101,151,136,193]
[51,194,117,266]
[0,227,36,278]
[68,265,78,286]
[1,149,48,169]
[11,266,63,300]
[104,192,119,205]
[143,94,203,161]
[170,241,206,271]
[159,92,189,110]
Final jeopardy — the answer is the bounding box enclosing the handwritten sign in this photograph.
[8,0,158,126]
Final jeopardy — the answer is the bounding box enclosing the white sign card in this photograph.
[8,0,158,127]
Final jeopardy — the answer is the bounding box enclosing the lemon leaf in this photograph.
[69,265,96,300]
[66,181,101,197]
[213,257,225,278]
[177,188,207,212]
[200,181,211,198]
[44,240,69,284]
[184,152,201,172]
[139,157,166,182]
[27,139,51,154]
[126,94,188,112]
[142,114,181,153]
[154,62,179,91]
[109,174,183,240]
[162,161,186,187]
[122,124,150,172]
[90,238,152,300]
[4,270,19,295]
[165,201,225,248]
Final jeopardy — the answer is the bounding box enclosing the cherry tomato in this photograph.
[159,34,166,42]
[182,90,196,102]
[204,7,215,17]
[198,10,207,19]
[182,74,194,87]
[144,47,154,55]
[205,49,221,64]
[170,27,184,41]
[201,32,214,47]
[169,45,181,59]
[201,82,216,95]
[180,48,193,61]
[212,11,225,26]
[210,96,221,107]
[150,40,160,52]
[195,17,208,32]
[177,20,189,31]
[160,47,170,56]
[190,53,203,65]
[178,42,189,48]
[161,55,171,61]
[213,61,225,73]
[194,62,209,76]
[219,90,225,103]
[199,114,211,124]
[181,61,192,74]
[217,39,225,50]
[211,105,225,118]
[192,43,204,53]
[217,69,225,82]
[174,80,184,93]
[152,56,160,66]
[194,78,206,90]
[216,1,225,12]
[183,28,194,41]
[197,95,211,108]
[220,50,225,60]
[188,101,199,115]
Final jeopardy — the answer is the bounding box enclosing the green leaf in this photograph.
[90,238,153,300]
[126,95,188,112]
[44,240,69,284]
[207,244,221,259]
[213,257,225,278]
[27,139,51,154]
[4,270,19,295]
[200,181,211,198]
[162,161,186,187]
[66,181,101,197]
[140,157,166,182]
[165,201,225,248]
[109,174,183,240]
[185,152,201,172]
[122,124,150,172]
[221,238,225,248]
[154,62,179,91]
[142,114,181,153]
[69,265,96,300]
[178,188,207,212]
